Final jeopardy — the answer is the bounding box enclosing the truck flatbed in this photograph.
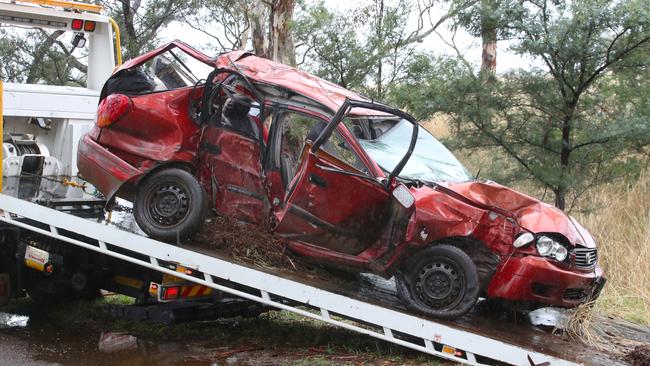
[1,177,647,366]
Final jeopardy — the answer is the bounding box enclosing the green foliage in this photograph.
[294,0,435,100]
[101,0,195,59]
[0,29,86,86]
[392,0,650,210]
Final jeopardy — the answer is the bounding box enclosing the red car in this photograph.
[78,42,605,319]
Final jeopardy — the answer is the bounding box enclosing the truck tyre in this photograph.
[396,244,479,320]
[134,168,207,244]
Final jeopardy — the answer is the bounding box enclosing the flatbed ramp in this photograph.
[0,193,625,366]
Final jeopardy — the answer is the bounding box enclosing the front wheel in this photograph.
[134,168,207,243]
[396,244,479,320]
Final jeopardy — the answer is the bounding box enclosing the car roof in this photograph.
[113,42,392,118]
[217,52,390,117]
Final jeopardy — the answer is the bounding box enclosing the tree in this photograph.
[102,0,195,59]
[0,28,87,86]
[180,0,296,64]
[295,0,451,99]
[393,0,650,210]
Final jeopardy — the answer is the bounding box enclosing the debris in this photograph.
[193,216,303,271]
[98,332,138,353]
[528,307,570,329]
[624,345,650,366]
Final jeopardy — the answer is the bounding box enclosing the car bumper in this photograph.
[77,134,143,200]
[487,255,605,307]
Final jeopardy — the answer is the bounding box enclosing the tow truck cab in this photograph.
[0,1,263,321]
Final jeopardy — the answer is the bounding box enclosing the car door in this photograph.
[197,96,268,225]
[272,111,392,255]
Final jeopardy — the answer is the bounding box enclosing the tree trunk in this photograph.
[250,1,268,57]
[120,0,142,58]
[556,106,575,211]
[270,0,296,65]
[238,26,250,50]
[375,0,385,99]
[480,0,497,74]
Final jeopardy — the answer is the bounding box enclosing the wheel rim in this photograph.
[146,182,190,227]
[415,258,466,309]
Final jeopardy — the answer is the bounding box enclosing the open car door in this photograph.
[273,142,391,255]
[273,100,418,256]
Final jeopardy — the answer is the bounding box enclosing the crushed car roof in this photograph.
[113,41,391,117]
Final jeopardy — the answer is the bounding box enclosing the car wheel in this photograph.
[396,244,479,320]
[134,168,207,243]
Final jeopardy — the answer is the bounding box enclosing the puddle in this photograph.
[0,312,29,328]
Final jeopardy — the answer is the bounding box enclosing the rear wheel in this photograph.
[134,168,207,243]
[396,244,479,320]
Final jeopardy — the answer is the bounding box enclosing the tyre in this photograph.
[396,244,479,320]
[134,168,207,243]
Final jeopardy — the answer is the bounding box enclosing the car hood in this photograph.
[436,180,596,248]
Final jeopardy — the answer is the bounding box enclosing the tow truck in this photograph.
[0,2,642,365]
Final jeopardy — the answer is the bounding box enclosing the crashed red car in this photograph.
[77,41,605,319]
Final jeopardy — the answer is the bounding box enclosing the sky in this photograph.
[158,0,532,74]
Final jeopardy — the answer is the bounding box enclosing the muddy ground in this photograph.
[0,298,448,366]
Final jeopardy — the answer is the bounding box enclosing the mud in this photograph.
[625,345,650,366]
[0,303,440,366]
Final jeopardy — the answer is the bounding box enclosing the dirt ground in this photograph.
[0,298,448,366]
[625,345,650,366]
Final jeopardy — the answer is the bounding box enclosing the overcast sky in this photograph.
[159,0,530,73]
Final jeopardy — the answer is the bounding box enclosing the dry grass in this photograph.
[574,173,650,325]
[420,114,452,139]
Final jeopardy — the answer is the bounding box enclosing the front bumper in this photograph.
[487,255,605,307]
[77,134,143,200]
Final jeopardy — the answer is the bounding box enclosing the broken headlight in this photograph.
[536,236,568,261]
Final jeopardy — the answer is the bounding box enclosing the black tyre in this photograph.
[134,168,207,243]
[396,244,479,320]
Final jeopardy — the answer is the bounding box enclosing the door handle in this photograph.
[309,173,327,188]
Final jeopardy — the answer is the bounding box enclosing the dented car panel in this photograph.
[487,255,605,306]
[441,181,596,248]
[79,42,604,314]
[77,134,143,200]
[198,127,267,225]
[98,87,202,163]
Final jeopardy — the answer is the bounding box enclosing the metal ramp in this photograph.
[0,194,579,366]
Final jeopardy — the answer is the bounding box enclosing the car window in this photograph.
[105,49,213,96]
[148,50,212,91]
[279,112,368,185]
[280,113,319,185]
[326,130,368,174]
[220,96,261,140]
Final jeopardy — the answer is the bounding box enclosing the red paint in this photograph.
[79,42,604,309]
[97,94,131,128]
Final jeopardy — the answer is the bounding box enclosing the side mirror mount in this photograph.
[392,183,414,209]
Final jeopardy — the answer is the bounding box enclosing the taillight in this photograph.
[84,21,96,32]
[97,94,131,128]
[161,286,180,300]
[71,19,83,31]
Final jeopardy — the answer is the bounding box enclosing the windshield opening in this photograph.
[345,117,472,183]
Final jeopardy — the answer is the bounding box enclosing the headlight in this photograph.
[513,232,534,248]
[554,246,568,261]
[536,235,568,261]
